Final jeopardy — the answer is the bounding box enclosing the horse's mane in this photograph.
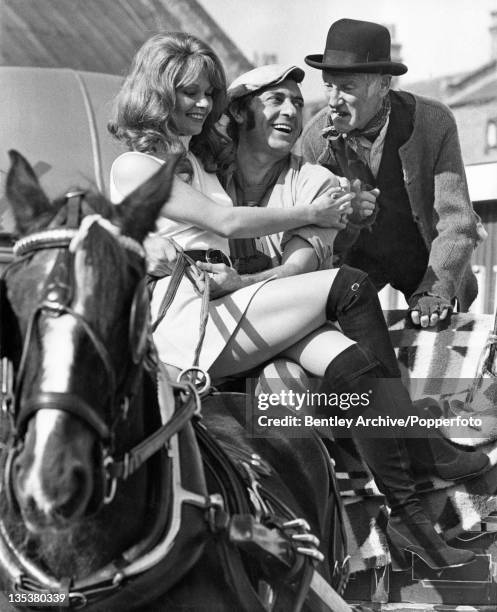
[46,192,135,310]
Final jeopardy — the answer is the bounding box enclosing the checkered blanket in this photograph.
[388,310,497,447]
[256,311,497,573]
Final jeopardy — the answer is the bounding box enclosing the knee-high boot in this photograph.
[325,265,490,482]
[320,344,476,571]
[326,265,401,377]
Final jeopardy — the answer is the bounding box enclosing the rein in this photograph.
[0,201,221,607]
[0,371,216,609]
[1,206,207,503]
[149,244,212,393]
[0,200,350,611]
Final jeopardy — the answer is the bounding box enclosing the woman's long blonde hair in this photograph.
[108,32,229,172]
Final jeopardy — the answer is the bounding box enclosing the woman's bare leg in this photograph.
[281,325,355,376]
[209,269,342,378]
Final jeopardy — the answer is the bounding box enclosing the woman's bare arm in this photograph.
[112,153,352,238]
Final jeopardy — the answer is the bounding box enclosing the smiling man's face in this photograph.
[242,79,304,158]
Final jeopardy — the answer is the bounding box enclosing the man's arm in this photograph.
[408,115,481,327]
[196,237,319,298]
[245,237,319,284]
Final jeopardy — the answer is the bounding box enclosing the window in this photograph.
[486,119,497,151]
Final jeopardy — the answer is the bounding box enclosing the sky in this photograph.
[198,0,497,103]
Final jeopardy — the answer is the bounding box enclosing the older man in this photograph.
[301,18,486,328]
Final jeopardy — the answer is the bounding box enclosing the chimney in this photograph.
[490,10,497,61]
[383,24,403,87]
[253,52,278,66]
[387,24,403,64]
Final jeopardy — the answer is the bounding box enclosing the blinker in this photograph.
[41,250,75,314]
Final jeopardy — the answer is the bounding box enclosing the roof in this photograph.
[0,0,253,83]
[406,60,497,109]
[401,61,497,167]
[404,71,469,102]
[447,73,497,108]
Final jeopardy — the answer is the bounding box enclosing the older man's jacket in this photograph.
[301,90,485,310]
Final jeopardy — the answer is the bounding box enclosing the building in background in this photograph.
[2,1,496,313]
[0,0,253,264]
[401,11,497,314]
[0,0,253,83]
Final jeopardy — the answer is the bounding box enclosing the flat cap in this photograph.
[227,64,305,102]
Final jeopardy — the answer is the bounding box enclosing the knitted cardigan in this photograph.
[301,91,485,310]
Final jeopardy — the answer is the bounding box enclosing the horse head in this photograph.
[0,152,347,612]
[2,150,176,535]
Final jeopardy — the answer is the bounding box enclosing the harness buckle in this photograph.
[103,454,118,504]
[68,591,88,609]
[241,461,270,520]
[177,367,211,397]
[206,493,228,533]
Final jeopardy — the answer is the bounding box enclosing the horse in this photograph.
[0,151,350,612]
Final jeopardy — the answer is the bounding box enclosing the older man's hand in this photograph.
[346,178,379,223]
[408,293,452,328]
[144,234,178,277]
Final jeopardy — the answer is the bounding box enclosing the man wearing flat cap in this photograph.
[146,64,371,298]
[302,18,486,328]
[202,63,376,292]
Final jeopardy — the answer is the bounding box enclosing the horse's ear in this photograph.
[6,150,52,236]
[116,155,179,243]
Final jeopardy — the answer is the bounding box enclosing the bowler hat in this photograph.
[305,18,407,75]
[227,64,305,102]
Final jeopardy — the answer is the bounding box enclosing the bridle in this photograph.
[0,193,222,607]
[0,193,348,611]
[1,194,203,506]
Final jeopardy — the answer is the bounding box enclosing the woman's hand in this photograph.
[195,261,244,299]
[307,187,354,229]
[144,234,178,276]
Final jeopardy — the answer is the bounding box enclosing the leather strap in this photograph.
[150,249,210,368]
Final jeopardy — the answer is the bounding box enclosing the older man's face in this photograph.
[323,72,389,133]
[243,79,304,157]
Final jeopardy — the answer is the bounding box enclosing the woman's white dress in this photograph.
[110,150,270,371]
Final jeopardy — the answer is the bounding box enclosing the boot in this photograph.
[326,265,401,377]
[370,381,490,482]
[326,266,490,482]
[407,434,490,482]
[321,345,476,571]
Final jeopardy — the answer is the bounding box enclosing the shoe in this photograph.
[387,515,476,571]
